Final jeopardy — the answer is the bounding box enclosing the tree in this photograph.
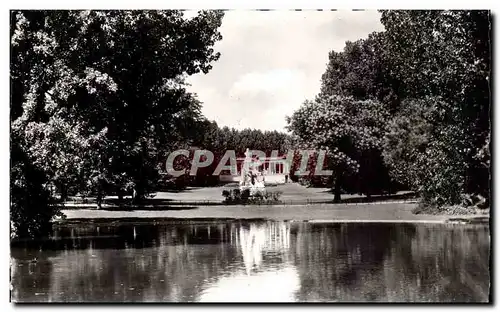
[10,10,224,237]
[320,31,400,111]
[380,10,491,206]
[287,95,389,201]
[61,10,224,200]
[315,32,399,197]
[10,132,62,239]
[383,97,469,206]
[11,10,113,237]
[182,122,291,187]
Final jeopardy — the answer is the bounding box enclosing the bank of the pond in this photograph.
[59,202,489,224]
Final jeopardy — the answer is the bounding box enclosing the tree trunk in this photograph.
[132,187,143,205]
[96,179,104,209]
[334,170,342,203]
[59,183,68,202]
[96,188,103,210]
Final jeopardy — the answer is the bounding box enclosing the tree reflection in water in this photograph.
[10,221,490,302]
[292,223,490,302]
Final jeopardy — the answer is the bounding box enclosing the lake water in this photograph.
[10,221,490,303]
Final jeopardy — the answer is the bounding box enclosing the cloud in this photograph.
[187,10,385,131]
[229,69,304,95]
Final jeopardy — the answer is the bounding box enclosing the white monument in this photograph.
[239,148,266,196]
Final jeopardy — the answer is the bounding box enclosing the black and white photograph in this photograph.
[9,8,491,303]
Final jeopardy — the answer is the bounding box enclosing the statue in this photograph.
[239,148,266,196]
[239,148,252,189]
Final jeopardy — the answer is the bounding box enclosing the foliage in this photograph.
[380,10,491,207]
[320,31,400,111]
[287,95,390,201]
[383,97,469,206]
[288,29,401,199]
[10,136,63,239]
[288,10,491,208]
[10,10,224,238]
[165,121,291,188]
[200,122,290,158]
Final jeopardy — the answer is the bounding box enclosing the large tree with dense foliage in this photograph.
[10,10,224,238]
[290,30,397,198]
[287,95,389,201]
[380,10,491,207]
[383,97,470,206]
[288,10,490,208]
[320,31,401,111]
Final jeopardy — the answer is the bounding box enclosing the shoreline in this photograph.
[56,217,489,225]
[58,202,489,225]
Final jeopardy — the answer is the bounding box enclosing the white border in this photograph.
[1,1,497,311]
[1,0,498,9]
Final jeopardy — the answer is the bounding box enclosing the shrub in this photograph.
[222,187,282,205]
[241,189,250,201]
[271,191,283,202]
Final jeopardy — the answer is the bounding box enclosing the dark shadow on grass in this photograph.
[98,197,224,207]
[105,198,174,206]
[65,190,418,208]
[334,192,418,204]
[157,189,185,193]
[99,205,199,212]
[277,192,418,205]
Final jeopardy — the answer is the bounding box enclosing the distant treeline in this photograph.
[163,122,291,187]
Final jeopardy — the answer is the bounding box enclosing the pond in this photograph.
[10,220,490,303]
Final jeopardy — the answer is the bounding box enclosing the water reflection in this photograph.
[10,221,490,302]
[199,222,299,302]
[237,222,291,274]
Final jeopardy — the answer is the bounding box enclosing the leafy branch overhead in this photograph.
[10,10,224,238]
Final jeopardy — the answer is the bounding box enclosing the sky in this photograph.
[186,10,385,132]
